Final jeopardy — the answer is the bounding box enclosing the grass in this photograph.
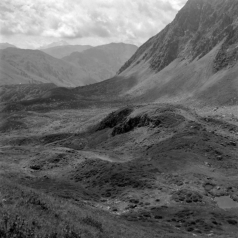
[0,178,210,238]
[1,103,237,238]
[0,178,104,238]
[0,214,83,238]
[0,177,170,238]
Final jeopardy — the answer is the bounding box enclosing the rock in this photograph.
[227,219,237,225]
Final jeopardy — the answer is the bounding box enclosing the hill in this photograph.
[63,43,138,82]
[40,45,92,59]
[117,0,238,106]
[0,48,96,87]
[0,43,17,49]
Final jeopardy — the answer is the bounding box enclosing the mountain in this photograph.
[3,0,238,107]
[0,48,96,87]
[40,45,92,59]
[0,43,17,49]
[38,40,69,50]
[63,43,138,82]
[117,0,238,106]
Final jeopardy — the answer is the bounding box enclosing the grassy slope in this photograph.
[119,44,238,107]
[1,104,238,237]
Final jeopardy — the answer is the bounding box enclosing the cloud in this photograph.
[0,0,187,47]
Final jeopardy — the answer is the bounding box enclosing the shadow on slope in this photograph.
[1,76,138,112]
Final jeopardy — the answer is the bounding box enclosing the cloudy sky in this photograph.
[0,0,187,49]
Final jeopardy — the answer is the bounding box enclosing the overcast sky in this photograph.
[0,0,187,49]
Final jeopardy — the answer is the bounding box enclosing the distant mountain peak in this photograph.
[40,45,93,59]
[0,43,17,49]
[39,40,69,50]
[62,42,138,82]
[0,47,96,87]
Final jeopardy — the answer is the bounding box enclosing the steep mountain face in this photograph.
[0,48,96,87]
[40,45,92,59]
[117,0,238,106]
[63,43,138,82]
[0,43,17,49]
[119,0,238,74]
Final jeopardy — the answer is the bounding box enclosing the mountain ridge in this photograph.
[0,48,96,87]
[115,0,238,106]
[38,40,69,49]
[63,42,138,82]
[0,43,17,49]
[40,45,92,59]
[119,0,238,75]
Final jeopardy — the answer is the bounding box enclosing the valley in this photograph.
[0,98,238,237]
[1,0,238,237]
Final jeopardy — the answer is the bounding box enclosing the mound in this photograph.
[96,105,185,136]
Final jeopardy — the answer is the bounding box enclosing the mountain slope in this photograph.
[40,45,92,59]
[0,48,96,87]
[117,0,238,106]
[0,43,17,49]
[63,43,138,82]
[3,0,238,107]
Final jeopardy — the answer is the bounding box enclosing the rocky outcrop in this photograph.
[214,26,238,71]
[112,112,185,136]
[96,107,133,131]
[97,106,185,136]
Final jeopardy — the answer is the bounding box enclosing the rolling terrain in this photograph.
[1,0,238,237]
[1,102,238,238]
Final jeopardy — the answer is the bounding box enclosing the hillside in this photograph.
[0,83,57,103]
[0,48,96,87]
[63,43,138,82]
[0,43,17,49]
[117,0,238,106]
[40,45,92,59]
